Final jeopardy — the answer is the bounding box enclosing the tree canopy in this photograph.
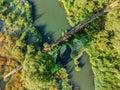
[22,51,57,89]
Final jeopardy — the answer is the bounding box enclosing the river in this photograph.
[29,0,95,90]
[66,51,95,90]
[29,0,70,43]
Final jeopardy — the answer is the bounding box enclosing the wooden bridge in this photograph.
[43,1,118,52]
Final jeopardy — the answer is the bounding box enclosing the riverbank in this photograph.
[28,0,71,44]
[29,0,95,90]
[60,0,120,90]
[66,51,95,90]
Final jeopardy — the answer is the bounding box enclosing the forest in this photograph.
[0,0,71,89]
[0,0,120,90]
[60,0,120,90]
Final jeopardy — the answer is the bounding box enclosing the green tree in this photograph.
[22,51,58,89]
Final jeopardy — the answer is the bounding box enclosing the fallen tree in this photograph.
[0,65,23,89]
[43,1,118,52]
[3,65,23,79]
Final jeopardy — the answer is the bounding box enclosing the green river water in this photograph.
[32,0,70,42]
[31,0,95,90]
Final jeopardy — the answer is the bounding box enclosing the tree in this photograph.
[22,51,59,89]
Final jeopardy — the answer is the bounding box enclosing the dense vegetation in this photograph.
[0,0,71,90]
[0,0,35,89]
[60,0,120,90]
[0,0,120,90]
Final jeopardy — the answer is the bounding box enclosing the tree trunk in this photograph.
[4,65,23,79]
